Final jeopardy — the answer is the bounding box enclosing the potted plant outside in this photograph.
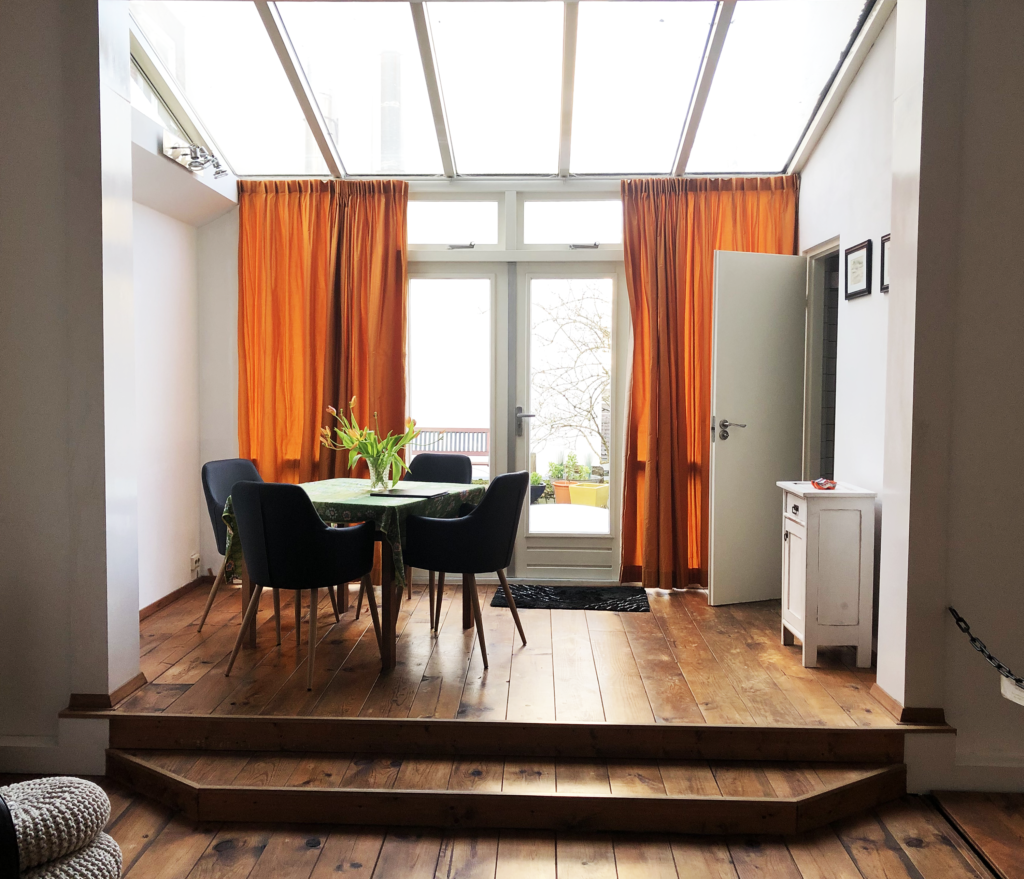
[529,472,546,504]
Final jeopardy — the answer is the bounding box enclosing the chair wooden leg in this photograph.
[273,588,282,646]
[467,573,487,668]
[307,587,318,691]
[434,573,445,632]
[340,581,350,613]
[406,566,412,600]
[428,571,436,633]
[363,575,382,650]
[327,584,341,623]
[294,591,302,651]
[497,569,526,646]
[226,584,263,676]
[355,577,366,620]
[196,558,226,633]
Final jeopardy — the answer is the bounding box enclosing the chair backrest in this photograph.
[231,481,373,591]
[202,459,262,555]
[407,453,473,484]
[467,471,530,570]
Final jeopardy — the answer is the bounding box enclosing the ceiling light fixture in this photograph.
[163,131,230,179]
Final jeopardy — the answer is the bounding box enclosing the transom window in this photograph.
[129,0,871,178]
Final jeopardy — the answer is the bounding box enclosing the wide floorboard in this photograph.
[122,578,898,727]
[82,778,991,879]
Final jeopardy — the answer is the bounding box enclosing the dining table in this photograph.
[221,477,486,669]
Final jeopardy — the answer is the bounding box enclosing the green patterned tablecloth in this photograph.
[222,478,485,590]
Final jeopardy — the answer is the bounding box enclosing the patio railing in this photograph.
[409,427,489,457]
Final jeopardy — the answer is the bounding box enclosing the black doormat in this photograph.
[491,584,650,613]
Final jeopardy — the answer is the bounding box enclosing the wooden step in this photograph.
[103,713,930,763]
[106,748,906,835]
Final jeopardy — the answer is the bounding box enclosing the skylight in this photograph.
[130,0,328,176]
[687,0,868,173]
[128,0,873,178]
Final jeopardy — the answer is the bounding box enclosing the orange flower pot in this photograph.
[553,480,575,504]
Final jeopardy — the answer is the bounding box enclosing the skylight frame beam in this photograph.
[787,0,896,173]
[410,2,456,178]
[672,0,735,177]
[557,1,579,178]
[255,0,345,178]
[129,15,233,173]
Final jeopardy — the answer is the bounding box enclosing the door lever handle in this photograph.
[515,406,535,437]
[719,419,746,430]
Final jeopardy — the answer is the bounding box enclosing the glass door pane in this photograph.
[528,277,614,535]
[407,278,492,481]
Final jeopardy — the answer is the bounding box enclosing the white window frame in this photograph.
[407,192,506,253]
[517,191,625,252]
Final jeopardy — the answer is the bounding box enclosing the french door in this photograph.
[509,263,629,582]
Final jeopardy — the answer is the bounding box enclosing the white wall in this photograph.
[133,203,201,609]
[197,207,241,571]
[799,9,896,496]
[934,0,1024,782]
[0,0,139,773]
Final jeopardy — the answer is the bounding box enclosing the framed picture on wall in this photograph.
[880,234,891,293]
[845,239,872,299]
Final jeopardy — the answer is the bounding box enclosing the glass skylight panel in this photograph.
[524,201,623,245]
[686,0,867,173]
[129,1,328,176]
[571,2,715,174]
[427,2,563,174]
[408,201,499,244]
[279,4,443,175]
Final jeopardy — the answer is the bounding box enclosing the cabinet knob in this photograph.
[792,504,800,515]
[784,530,789,541]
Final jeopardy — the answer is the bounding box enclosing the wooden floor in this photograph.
[81,778,994,878]
[935,792,1024,879]
[121,579,899,727]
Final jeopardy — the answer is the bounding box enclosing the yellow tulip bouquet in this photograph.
[320,398,420,491]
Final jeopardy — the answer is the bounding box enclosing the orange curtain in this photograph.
[238,179,408,484]
[620,176,798,589]
[320,180,409,479]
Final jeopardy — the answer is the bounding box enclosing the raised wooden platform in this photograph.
[87,774,991,879]
[100,578,910,727]
[65,579,957,836]
[107,747,906,835]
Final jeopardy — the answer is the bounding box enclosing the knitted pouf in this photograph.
[22,832,121,879]
[0,777,110,870]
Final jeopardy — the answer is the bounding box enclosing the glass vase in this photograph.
[366,457,391,492]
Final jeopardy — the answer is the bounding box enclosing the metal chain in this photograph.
[948,607,1024,687]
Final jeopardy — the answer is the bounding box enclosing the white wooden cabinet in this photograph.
[776,481,876,668]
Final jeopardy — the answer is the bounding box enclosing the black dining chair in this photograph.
[225,482,378,690]
[199,459,282,642]
[403,471,529,668]
[200,459,343,640]
[356,452,474,614]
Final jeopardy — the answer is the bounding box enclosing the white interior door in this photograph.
[709,251,807,606]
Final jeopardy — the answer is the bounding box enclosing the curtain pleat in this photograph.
[237,179,408,485]
[619,176,798,589]
[320,180,409,479]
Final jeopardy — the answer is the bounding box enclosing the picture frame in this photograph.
[845,239,872,299]
[880,234,891,293]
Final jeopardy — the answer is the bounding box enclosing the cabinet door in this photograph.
[783,522,806,622]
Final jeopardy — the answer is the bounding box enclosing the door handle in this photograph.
[719,419,747,430]
[515,406,535,437]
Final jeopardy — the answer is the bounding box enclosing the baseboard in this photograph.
[67,671,148,712]
[870,683,946,725]
[140,576,213,621]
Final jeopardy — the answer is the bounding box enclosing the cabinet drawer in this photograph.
[784,491,806,524]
